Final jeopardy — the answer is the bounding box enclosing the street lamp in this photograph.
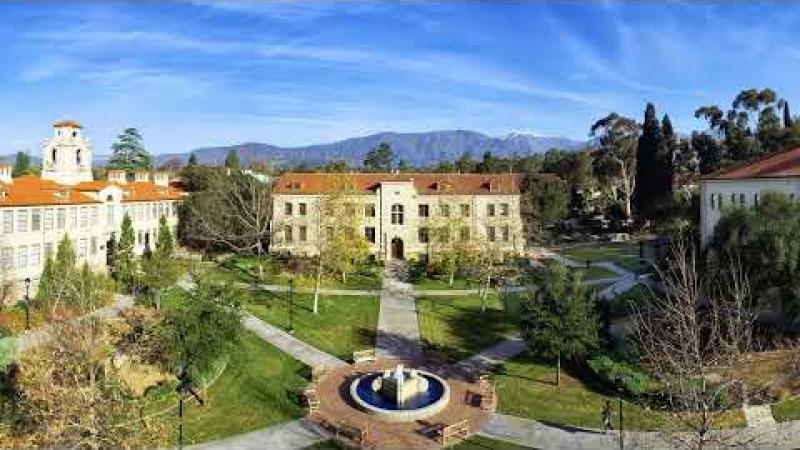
[176,365,204,450]
[23,277,31,330]
[288,278,294,334]
[613,375,625,450]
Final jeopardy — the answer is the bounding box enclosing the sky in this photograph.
[1,1,800,155]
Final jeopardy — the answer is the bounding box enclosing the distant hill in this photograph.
[1,130,589,168]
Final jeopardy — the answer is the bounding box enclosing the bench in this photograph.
[311,365,329,383]
[352,349,377,364]
[336,421,370,446]
[440,419,469,446]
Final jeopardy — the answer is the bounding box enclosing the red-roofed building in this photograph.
[700,146,800,245]
[271,172,524,260]
[0,122,184,299]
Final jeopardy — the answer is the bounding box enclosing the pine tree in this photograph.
[785,102,793,128]
[224,150,240,169]
[187,152,198,166]
[658,114,677,204]
[155,215,173,258]
[55,234,76,274]
[114,213,137,293]
[634,103,662,218]
[363,142,394,172]
[35,254,56,304]
[12,151,31,177]
[108,128,152,171]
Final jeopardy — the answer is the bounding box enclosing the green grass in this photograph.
[416,293,520,361]
[454,435,536,450]
[570,265,619,281]
[411,275,476,290]
[494,354,747,431]
[560,242,654,275]
[148,330,307,445]
[772,398,800,422]
[246,290,380,361]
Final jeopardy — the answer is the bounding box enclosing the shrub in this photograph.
[587,354,660,397]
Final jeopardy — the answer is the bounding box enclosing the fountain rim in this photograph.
[349,368,451,422]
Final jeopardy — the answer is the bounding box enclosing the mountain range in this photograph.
[1,130,588,168]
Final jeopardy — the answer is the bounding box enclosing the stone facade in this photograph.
[270,173,524,260]
[0,121,183,299]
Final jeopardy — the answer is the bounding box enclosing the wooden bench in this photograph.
[480,386,495,410]
[352,349,377,364]
[335,421,370,446]
[311,365,329,383]
[440,419,469,446]
[304,388,320,414]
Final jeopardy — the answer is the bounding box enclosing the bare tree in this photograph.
[631,239,757,449]
[183,169,272,276]
[427,196,478,287]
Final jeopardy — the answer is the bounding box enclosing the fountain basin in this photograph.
[350,369,450,422]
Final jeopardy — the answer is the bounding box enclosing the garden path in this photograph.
[242,313,346,369]
[187,418,326,450]
[744,404,777,428]
[453,334,527,375]
[376,261,423,360]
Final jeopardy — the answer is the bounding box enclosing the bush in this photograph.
[587,354,660,397]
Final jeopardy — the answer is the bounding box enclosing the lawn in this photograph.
[412,275,476,290]
[416,293,520,361]
[246,290,380,361]
[493,354,747,432]
[570,265,619,281]
[148,330,307,445]
[772,398,800,422]
[560,242,654,275]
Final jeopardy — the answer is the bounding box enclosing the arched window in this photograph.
[391,204,404,225]
[52,148,57,164]
[76,149,81,165]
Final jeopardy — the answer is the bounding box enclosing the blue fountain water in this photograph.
[354,372,445,411]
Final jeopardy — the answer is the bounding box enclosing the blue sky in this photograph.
[1,1,799,155]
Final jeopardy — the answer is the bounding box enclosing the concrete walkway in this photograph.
[16,293,134,352]
[454,334,527,375]
[744,404,777,428]
[188,419,326,450]
[376,262,422,360]
[242,313,346,369]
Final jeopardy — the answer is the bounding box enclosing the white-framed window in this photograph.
[439,204,450,217]
[391,204,404,225]
[151,203,157,220]
[17,209,28,233]
[285,202,293,216]
[57,208,65,229]
[79,238,88,258]
[487,226,496,242]
[500,203,509,216]
[91,206,99,225]
[1,247,12,269]
[44,208,54,231]
[69,207,78,229]
[17,245,28,268]
[30,244,41,267]
[80,207,88,229]
[44,242,53,258]
[1,210,11,233]
[31,209,42,231]
[502,225,510,242]
[460,204,470,217]
[284,225,293,243]
[90,237,98,255]
[487,204,496,217]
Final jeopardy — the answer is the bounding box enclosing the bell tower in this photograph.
[41,120,93,185]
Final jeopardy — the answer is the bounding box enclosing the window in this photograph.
[460,204,470,217]
[345,203,356,216]
[56,208,65,230]
[299,203,307,216]
[137,231,143,245]
[710,194,716,210]
[17,209,28,232]
[18,245,27,268]
[107,205,114,226]
[151,203,157,220]
[1,247,12,270]
[754,193,759,206]
[30,244,41,266]
[285,202,293,216]
[502,225,510,242]
[500,203,509,216]
[439,204,451,217]
[730,193,736,204]
[391,204,404,225]
[326,226,334,240]
[299,226,307,242]
[91,237,98,255]
[44,208,53,231]
[460,227,470,242]
[739,193,745,205]
[80,207,89,229]
[487,226,496,242]
[69,207,77,229]
[718,194,724,208]
[44,243,53,258]
[284,225,293,243]
[365,226,376,243]
[79,238,87,258]
[2,211,11,233]
[32,209,41,231]
[418,227,429,243]
[487,204,496,217]
[418,204,429,218]
[365,204,376,218]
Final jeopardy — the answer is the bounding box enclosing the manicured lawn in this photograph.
[494,354,747,431]
[454,435,535,450]
[149,330,307,445]
[772,398,800,422]
[560,242,654,274]
[412,275,475,290]
[570,265,619,281]
[417,293,520,361]
[246,290,380,361]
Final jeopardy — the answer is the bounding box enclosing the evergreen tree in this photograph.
[155,215,174,257]
[55,234,76,274]
[12,151,31,177]
[187,152,198,166]
[693,131,723,175]
[455,151,476,173]
[108,128,152,171]
[363,142,394,172]
[224,149,240,169]
[35,253,56,304]
[658,113,677,201]
[784,102,793,128]
[478,151,498,173]
[114,213,137,293]
[140,216,179,309]
[633,103,662,217]
[519,261,599,386]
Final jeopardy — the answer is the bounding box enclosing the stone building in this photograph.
[270,172,525,260]
[700,146,800,246]
[0,121,183,298]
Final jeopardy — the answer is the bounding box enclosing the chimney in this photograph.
[0,165,11,184]
[134,171,150,183]
[108,170,127,184]
[153,172,170,187]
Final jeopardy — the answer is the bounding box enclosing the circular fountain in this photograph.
[350,364,450,422]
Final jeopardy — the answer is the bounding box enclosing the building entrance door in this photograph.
[390,238,404,260]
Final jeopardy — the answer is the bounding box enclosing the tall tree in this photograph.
[224,149,240,169]
[590,112,640,218]
[658,113,677,200]
[521,174,568,243]
[633,103,664,218]
[187,152,198,166]
[108,128,152,171]
[784,101,793,128]
[140,216,179,309]
[478,151,498,173]
[114,213,137,293]
[519,261,599,386]
[12,151,31,177]
[363,142,394,172]
[692,131,722,175]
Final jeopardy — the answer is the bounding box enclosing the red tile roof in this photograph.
[705,146,800,180]
[273,172,524,195]
[53,119,82,129]
[0,176,184,207]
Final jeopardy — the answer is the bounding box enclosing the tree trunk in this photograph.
[341,271,347,285]
[556,351,561,387]
[313,269,322,315]
[449,271,455,286]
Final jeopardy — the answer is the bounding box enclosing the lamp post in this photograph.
[288,278,294,334]
[23,277,31,330]
[176,365,204,450]
[614,376,625,450]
